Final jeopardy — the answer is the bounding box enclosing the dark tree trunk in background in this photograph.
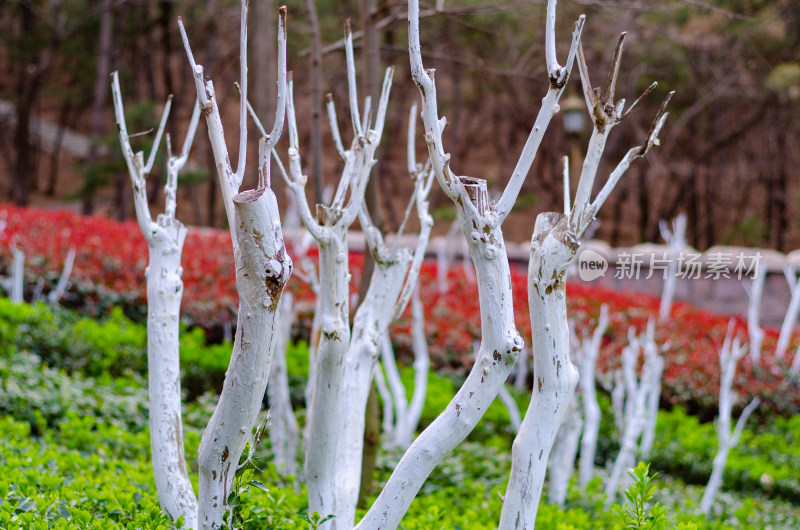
[12,5,39,206]
[252,0,278,194]
[159,0,175,98]
[305,0,324,206]
[357,0,383,507]
[772,108,788,251]
[83,0,116,215]
[46,101,74,196]
[358,383,380,508]
[637,168,649,242]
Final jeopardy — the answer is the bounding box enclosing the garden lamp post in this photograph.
[562,92,586,198]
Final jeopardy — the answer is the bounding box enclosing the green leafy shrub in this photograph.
[0,299,236,396]
[0,417,175,529]
[649,407,800,503]
[0,352,149,434]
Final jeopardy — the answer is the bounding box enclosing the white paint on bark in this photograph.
[268,292,299,477]
[658,214,686,321]
[111,70,200,529]
[577,304,609,488]
[547,395,583,506]
[604,323,663,503]
[502,17,671,530]
[700,320,760,514]
[742,267,765,364]
[777,266,800,360]
[179,6,292,528]
[639,321,664,459]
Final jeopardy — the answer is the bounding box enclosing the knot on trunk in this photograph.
[530,212,576,296]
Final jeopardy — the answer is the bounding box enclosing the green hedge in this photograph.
[0,299,228,397]
[649,407,800,503]
[0,353,149,435]
[1,414,730,530]
[0,417,175,529]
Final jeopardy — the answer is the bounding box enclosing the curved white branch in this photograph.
[326,94,347,161]
[577,303,609,488]
[344,19,362,139]
[285,78,328,242]
[494,15,584,223]
[234,0,249,185]
[407,103,419,174]
[776,266,800,359]
[408,0,456,197]
[701,321,759,514]
[47,248,76,304]
[144,96,172,175]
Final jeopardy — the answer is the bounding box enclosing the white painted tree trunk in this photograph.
[501,212,581,527]
[8,243,24,303]
[776,266,800,360]
[547,395,583,506]
[357,1,671,527]
[378,334,403,444]
[111,70,201,529]
[301,225,357,526]
[658,213,686,321]
[743,269,765,364]
[271,30,443,525]
[639,320,664,459]
[143,220,196,526]
[180,6,292,527]
[791,345,800,377]
[268,292,299,477]
[379,289,431,448]
[308,170,432,526]
[356,181,526,530]
[47,248,75,305]
[378,294,431,447]
[403,290,430,445]
[198,189,292,528]
[609,370,625,433]
[604,323,663,503]
[605,330,647,503]
[700,322,760,514]
[501,21,671,530]
[578,304,609,488]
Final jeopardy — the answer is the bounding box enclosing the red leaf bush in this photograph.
[1,204,798,416]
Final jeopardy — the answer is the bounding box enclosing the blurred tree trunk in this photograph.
[771,107,788,251]
[305,0,324,206]
[11,3,55,206]
[252,0,278,195]
[83,0,116,215]
[358,383,380,508]
[46,101,74,196]
[159,0,175,98]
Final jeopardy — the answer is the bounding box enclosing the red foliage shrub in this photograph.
[1,204,797,416]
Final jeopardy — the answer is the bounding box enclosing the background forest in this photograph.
[2,0,799,250]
